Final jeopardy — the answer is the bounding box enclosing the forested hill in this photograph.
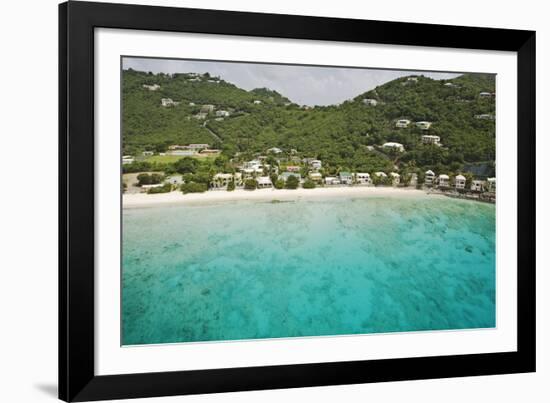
[123,69,495,174]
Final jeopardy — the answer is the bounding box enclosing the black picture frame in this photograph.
[59,1,536,401]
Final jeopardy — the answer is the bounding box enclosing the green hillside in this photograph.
[122,69,495,175]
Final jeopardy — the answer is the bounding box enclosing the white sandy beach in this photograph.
[123,187,436,208]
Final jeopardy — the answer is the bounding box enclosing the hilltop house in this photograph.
[256,176,273,188]
[161,98,179,107]
[487,177,496,192]
[194,112,208,120]
[395,119,411,128]
[363,98,378,106]
[253,100,262,104]
[286,166,301,173]
[390,172,401,185]
[355,173,371,185]
[383,142,405,152]
[142,84,160,91]
[437,174,450,188]
[215,110,230,117]
[308,172,323,182]
[188,102,195,106]
[425,170,435,185]
[407,77,418,82]
[479,92,492,98]
[471,180,485,192]
[475,114,495,120]
[122,156,134,165]
[200,104,215,114]
[416,121,432,130]
[339,172,353,185]
[422,135,441,145]
[455,174,466,189]
[188,144,210,151]
[267,147,282,154]
[444,82,456,87]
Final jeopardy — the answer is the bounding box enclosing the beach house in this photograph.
[363,98,378,106]
[280,172,301,182]
[383,142,405,152]
[416,121,432,130]
[374,172,387,179]
[309,160,322,170]
[425,170,435,185]
[256,176,273,188]
[487,177,496,192]
[355,173,372,185]
[422,135,441,145]
[437,174,450,188]
[390,172,401,185]
[395,119,411,128]
[324,176,340,185]
[308,172,323,182]
[471,180,485,192]
[455,174,466,190]
[339,172,353,185]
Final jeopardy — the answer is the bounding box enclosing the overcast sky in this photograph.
[123,57,461,106]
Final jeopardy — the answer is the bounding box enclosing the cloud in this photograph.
[123,57,461,106]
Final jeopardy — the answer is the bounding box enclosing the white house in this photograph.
[422,135,441,145]
[475,114,495,120]
[383,142,405,152]
[142,84,160,91]
[425,170,435,185]
[122,156,134,165]
[444,82,456,87]
[487,177,496,192]
[242,160,262,170]
[167,150,195,156]
[390,172,401,185]
[363,98,378,106]
[395,119,411,128]
[142,151,154,156]
[338,172,353,185]
[374,172,387,179]
[479,92,492,98]
[437,174,450,188]
[416,121,432,130]
[455,174,466,190]
[194,112,208,120]
[253,100,262,104]
[188,78,201,82]
[471,180,485,192]
[215,110,230,117]
[324,176,340,185]
[355,173,371,185]
[141,184,164,191]
[188,144,210,151]
[309,160,322,170]
[211,173,241,189]
[161,98,179,107]
[407,77,418,82]
[256,176,273,188]
[267,147,282,154]
[188,102,196,106]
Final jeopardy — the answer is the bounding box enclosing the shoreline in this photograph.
[123,187,440,208]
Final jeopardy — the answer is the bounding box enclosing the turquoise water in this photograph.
[122,195,496,345]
